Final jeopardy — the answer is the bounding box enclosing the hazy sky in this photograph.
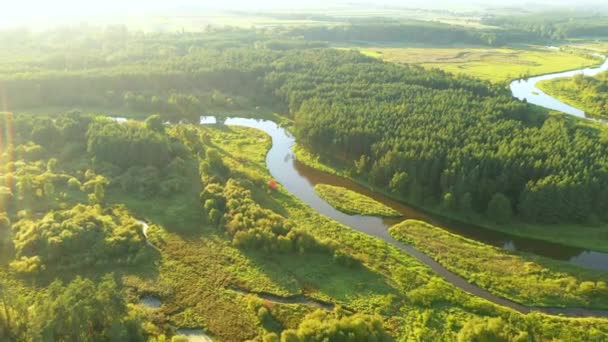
[4,0,322,16]
[1,0,606,26]
[3,0,605,16]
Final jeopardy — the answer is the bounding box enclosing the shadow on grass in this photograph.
[238,248,400,311]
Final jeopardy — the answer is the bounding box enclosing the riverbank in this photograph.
[510,55,608,118]
[293,143,608,253]
[536,75,607,121]
[389,220,608,310]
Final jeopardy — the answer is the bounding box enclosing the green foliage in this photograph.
[389,171,408,193]
[315,184,401,217]
[279,49,608,226]
[145,114,165,133]
[483,12,608,41]
[1,27,608,342]
[458,317,528,342]
[29,275,144,341]
[538,71,608,120]
[486,193,512,224]
[0,275,27,341]
[208,179,327,255]
[168,93,203,123]
[389,220,608,309]
[3,28,607,227]
[441,192,455,211]
[283,21,533,46]
[0,213,10,232]
[280,310,390,342]
[10,204,145,274]
[87,119,172,169]
[200,148,230,181]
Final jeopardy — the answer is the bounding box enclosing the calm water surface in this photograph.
[510,56,608,118]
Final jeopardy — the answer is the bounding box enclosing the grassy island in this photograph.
[315,184,401,217]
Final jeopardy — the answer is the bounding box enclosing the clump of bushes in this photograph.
[10,204,147,275]
[201,179,359,267]
[277,310,390,342]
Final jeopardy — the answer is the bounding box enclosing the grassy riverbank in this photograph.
[294,143,608,253]
[314,184,401,217]
[346,45,601,83]
[537,73,608,120]
[390,220,608,309]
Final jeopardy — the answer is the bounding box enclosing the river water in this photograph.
[510,56,608,118]
[200,116,607,317]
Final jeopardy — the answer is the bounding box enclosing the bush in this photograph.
[486,192,512,224]
[458,317,528,342]
[280,310,389,342]
[10,204,144,274]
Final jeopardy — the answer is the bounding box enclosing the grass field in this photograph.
[314,184,401,217]
[563,41,608,55]
[390,220,608,309]
[348,45,601,83]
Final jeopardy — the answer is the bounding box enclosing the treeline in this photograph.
[279,22,540,46]
[483,11,608,40]
[1,112,197,200]
[1,68,266,114]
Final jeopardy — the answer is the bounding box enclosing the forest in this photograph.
[2,110,608,341]
[482,11,608,41]
[2,28,608,225]
[1,18,608,341]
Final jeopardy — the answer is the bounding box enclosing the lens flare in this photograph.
[0,83,15,213]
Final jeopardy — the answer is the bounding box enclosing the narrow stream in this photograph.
[199,116,608,318]
[510,55,608,118]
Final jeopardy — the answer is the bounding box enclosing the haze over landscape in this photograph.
[1,0,608,341]
[2,0,608,28]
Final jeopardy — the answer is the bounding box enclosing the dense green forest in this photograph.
[278,21,525,46]
[2,28,608,226]
[2,24,608,340]
[538,71,608,119]
[282,51,608,226]
[268,13,608,46]
[482,11,608,41]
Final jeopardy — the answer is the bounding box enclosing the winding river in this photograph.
[510,55,608,118]
[199,116,608,317]
[136,59,608,322]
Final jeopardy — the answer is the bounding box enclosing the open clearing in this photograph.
[347,45,600,83]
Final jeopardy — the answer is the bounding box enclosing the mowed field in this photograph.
[350,46,600,83]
